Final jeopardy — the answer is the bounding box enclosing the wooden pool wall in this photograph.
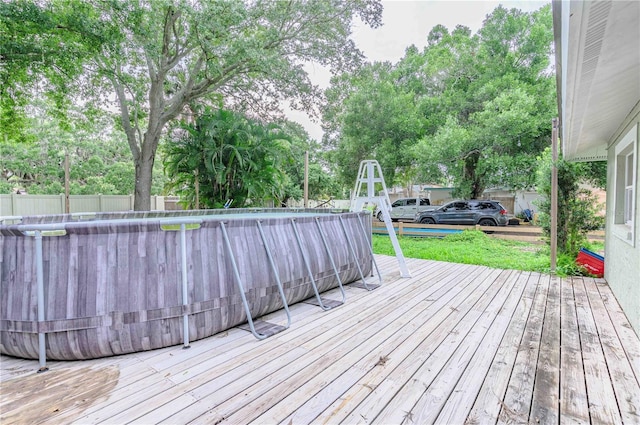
[0,209,373,360]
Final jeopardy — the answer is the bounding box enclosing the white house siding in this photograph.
[605,116,640,336]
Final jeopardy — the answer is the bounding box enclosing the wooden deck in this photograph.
[1,255,639,424]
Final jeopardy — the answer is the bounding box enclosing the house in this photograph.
[553,1,640,334]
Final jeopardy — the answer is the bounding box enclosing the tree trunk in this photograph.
[133,155,154,211]
[133,130,161,211]
[463,151,485,199]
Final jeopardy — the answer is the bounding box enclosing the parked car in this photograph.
[376,197,434,221]
[415,200,508,226]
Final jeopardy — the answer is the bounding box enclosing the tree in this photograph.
[0,98,165,195]
[163,108,291,208]
[1,0,107,142]
[1,0,382,210]
[322,62,423,188]
[276,120,340,205]
[323,5,555,198]
[414,5,555,198]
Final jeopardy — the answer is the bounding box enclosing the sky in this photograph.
[285,0,550,141]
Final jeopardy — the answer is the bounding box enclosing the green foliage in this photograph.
[374,230,602,277]
[324,4,555,197]
[0,0,113,141]
[535,147,605,257]
[275,120,341,204]
[0,103,166,195]
[440,229,488,243]
[555,254,593,277]
[163,108,291,208]
[324,63,424,187]
[2,0,383,210]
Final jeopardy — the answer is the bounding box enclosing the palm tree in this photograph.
[163,108,290,209]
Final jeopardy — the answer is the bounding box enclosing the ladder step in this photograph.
[238,320,287,337]
[349,282,380,290]
[303,298,344,309]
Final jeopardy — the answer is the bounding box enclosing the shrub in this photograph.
[536,147,605,257]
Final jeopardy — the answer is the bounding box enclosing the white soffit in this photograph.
[563,1,640,161]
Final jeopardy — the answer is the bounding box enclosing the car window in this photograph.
[420,199,430,206]
[446,202,467,211]
[406,199,416,206]
[392,200,404,207]
[469,202,481,210]
[481,202,496,210]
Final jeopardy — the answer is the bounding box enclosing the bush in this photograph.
[536,147,605,257]
[555,254,591,277]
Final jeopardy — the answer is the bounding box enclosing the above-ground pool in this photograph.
[0,209,374,363]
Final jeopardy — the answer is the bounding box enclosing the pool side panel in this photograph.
[0,211,372,360]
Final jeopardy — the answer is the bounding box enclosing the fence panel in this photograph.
[0,195,166,216]
[372,221,604,244]
[0,194,65,216]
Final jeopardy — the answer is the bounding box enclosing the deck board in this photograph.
[1,255,639,425]
[530,274,561,424]
[428,270,532,425]
[467,271,541,424]
[498,272,550,424]
[259,265,496,425]
[559,277,590,424]
[574,277,623,424]
[583,277,640,423]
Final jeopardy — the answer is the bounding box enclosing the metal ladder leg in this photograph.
[179,224,191,349]
[314,218,346,304]
[338,216,372,291]
[291,219,342,310]
[35,231,48,372]
[256,220,291,329]
[355,214,383,284]
[219,222,272,340]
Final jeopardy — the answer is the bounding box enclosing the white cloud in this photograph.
[286,0,550,142]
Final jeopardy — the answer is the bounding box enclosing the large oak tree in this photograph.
[323,5,555,198]
[1,0,382,209]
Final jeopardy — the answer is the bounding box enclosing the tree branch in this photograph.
[109,69,140,161]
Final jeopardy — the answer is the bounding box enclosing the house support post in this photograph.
[550,117,559,274]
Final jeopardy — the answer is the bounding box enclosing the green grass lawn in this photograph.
[372,230,604,276]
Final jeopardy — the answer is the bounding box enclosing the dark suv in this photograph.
[415,200,508,226]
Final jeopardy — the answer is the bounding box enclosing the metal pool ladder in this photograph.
[351,159,411,278]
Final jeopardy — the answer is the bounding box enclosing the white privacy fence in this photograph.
[0,194,350,217]
[0,194,169,216]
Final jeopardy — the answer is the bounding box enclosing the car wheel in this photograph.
[377,212,384,221]
[420,217,436,225]
[478,218,496,233]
